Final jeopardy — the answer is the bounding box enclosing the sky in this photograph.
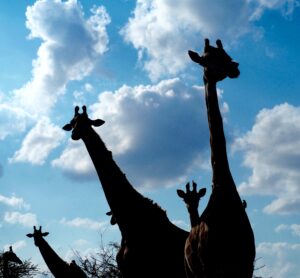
[1,0,300,277]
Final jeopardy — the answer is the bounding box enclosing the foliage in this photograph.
[0,252,39,278]
[75,242,122,278]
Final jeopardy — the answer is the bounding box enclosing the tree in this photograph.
[253,257,272,278]
[75,242,122,278]
[0,250,40,278]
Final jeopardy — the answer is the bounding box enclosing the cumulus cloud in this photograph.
[275,224,300,237]
[234,103,300,215]
[121,0,299,80]
[52,141,95,180]
[53,78,216,188]
[60,217,108,230]
[0,100,33,140]
[9,117,65,165]
[0,0,111,141]
[4,241,27,252]
[4,211,38,227]
[255,241,300,278]
[0,194,30,210]
[12,0,111,116]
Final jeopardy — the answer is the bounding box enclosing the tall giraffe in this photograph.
[178,39,256,277]
[1,246,23,278]
[27,226,86,278]
[63,106,188,278]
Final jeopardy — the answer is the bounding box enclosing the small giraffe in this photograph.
[1,246,23,278]
[27,226,86,278]
[63,106,188,278]
[177,181,207,278]
[178,39,256,278]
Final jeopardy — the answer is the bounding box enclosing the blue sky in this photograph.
[1,0,300,277]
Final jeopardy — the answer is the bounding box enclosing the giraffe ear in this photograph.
[177,189,185,198]
[63,124,73,131]
[26,233,33,238]
[42,232,49,237]
[90,119,105,127]
[188,50,203,64]
[198,188,206,198]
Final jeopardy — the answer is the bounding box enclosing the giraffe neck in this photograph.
[81,128,149,235]
[205,81,234,188]
[36,237,69,278]
[188,207,200,228]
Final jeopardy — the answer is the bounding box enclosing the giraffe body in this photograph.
[27,226,86,278]
[178,39,255,278]
[1,246,23,278]
[63,106,188,277]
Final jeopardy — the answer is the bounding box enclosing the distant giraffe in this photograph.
[27,226,86,278]
[1,246,23,278]
[63,106,188,278]
[177,181,207,277]
[177,39,256,277]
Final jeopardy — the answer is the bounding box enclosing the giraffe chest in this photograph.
[184,222,209,275]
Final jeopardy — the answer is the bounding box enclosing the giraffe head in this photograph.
[188,38,240,82]
[3,246,23,265]
[63,106,105,140]
[106,210,117,225]
[27,226,50,247]
[177,181,206,213]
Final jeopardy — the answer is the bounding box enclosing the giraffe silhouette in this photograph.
[1,246,23,278]
[63,106,188,278]
[27,226,86,278]
[177,39,256,278]
[177,181,207,277]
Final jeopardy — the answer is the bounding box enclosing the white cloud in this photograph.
[10,117,65,165]
[121,0,299,80]
[73,84,94,106]
[275,224,300,237]
[0,101,33,140]
[4,211,38,227]
[12,0,111,116]
[73,239,89,247]
[255,241,300,278]
[4,241,27,252]
[0,0,111,141]
[171,219,190,231]
[60,217,108,230]
[121,0,247,80]
[0,194,30,210]
[54,78,217,188]
[234,103,300,215]
[250,0,300,19]
[52,140,95,180]
[84,83,93,92]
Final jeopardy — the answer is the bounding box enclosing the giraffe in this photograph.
[27,226,87,278]
[177,181,207,278]
[1,246,23,278]
[63,105,188,278]
[177,39,256,278]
